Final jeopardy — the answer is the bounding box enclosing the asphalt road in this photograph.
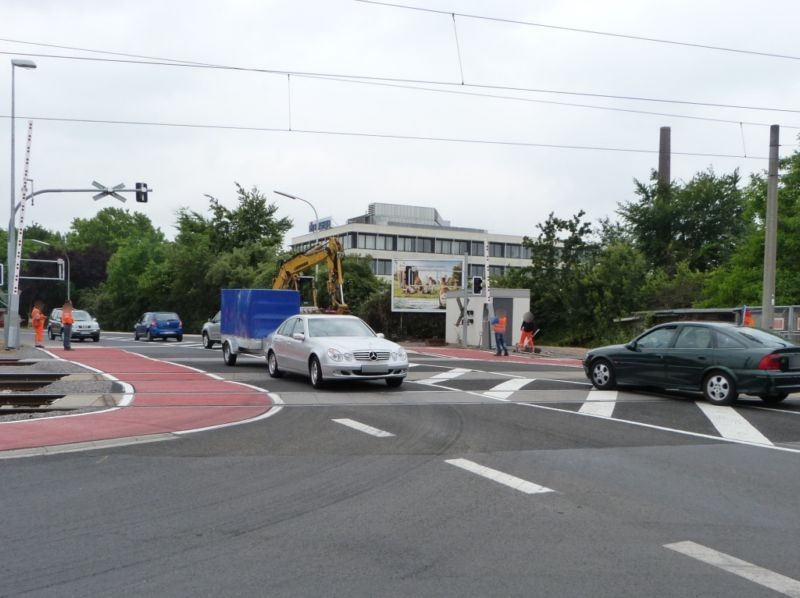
[2,332,800,597]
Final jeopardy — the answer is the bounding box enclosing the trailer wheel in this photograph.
[222,342,238,366]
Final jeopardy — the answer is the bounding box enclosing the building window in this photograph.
[376,234,395,251]
[489,265,505,277]
[436,239,452,254]
[418,237,434,253]
[357,233,376,250]
[453,240,468,255]
[506,244,521,259]
[471,241,484,256]
[398,236,415,252]
[373,259,392,275]
[521,245,531,259]
[468,264,484,278]
[489,242,504,257]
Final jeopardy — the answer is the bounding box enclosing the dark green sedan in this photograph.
[583,321,800,405]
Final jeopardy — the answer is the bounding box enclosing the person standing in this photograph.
[492,308,509,356]
[31,300,46,348]
[61,300,75,350]
[518,311,538,352]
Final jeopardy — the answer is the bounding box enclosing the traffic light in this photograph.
[135,182,149,203]
[471,276,483,294]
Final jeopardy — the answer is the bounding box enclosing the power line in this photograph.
[355,0,800,62]
[302,74,800,130]
[2,46,800,116]
[0,113,770,159]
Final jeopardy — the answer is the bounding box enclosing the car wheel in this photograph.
[176,335,183,342]
[134,330,140,341]
[48,328,56,340]
[222,342,238,366]
[147,330,154,342]
[309,356,324,389]
[202,332,214,349]
[760,392,788,404]
[703,371,738,405]
[267,351,283,378]
[92,335,100,343]
[590,358,616,390]
[79,337,85,342]
[386,377,404,387]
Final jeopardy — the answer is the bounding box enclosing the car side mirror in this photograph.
[626,341,638,352]
[292,332,305,341]
[376,332,385,339]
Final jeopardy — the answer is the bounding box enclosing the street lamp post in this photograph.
[29,239,70,302]
[273,190,320,249]
[5,58,36,349]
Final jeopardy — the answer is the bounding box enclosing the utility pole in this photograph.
[761,124,780,329]
[658,126,671,186]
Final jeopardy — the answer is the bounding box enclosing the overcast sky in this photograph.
[3,0,800,247]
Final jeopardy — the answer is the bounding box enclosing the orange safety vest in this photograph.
[492,315,507,333]
[31,307,45,329]
[62,310,74,325]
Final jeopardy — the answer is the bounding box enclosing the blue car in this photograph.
[134,311,183,342]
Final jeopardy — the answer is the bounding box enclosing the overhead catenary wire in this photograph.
[2,47,800,116]
[355,0,800,62]
[0,113,772,160]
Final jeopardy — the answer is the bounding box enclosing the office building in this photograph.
[289,203,531,280]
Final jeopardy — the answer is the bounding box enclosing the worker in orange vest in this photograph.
[518,311,538,353]
[61,300,75,350]
[492,309,509,356]
[31,300,46,348]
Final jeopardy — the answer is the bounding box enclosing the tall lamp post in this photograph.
[273,190,320,249]
[29,239,70,301]
[5,58,36,349]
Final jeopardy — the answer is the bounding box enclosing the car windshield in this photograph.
[73,310,92,321]
[307,318,374,338]
[154,312,179,320]
[734,327,794,348]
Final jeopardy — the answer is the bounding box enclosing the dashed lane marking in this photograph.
[415,367,472,385]
[665,541,800,597]
[696,402,773,446]
[484,377,533,400]
[332,418,395,438]
[579,389,618,418]
[445,458,555,495]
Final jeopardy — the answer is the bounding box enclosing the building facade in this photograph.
[289,203,531,280]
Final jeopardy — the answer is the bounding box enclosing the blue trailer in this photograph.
[220,289,301,366]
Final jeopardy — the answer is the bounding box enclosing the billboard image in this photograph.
[391,258,463,312]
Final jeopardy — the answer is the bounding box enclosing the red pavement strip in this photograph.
[0,348,278,455]
[410,346,584,367]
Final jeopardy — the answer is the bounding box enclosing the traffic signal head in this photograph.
[135,182,149,203]
[471,276,483,294]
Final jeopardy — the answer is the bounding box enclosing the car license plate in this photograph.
[362,364,389,374]
[788,354,800,370]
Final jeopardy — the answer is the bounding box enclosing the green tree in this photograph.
[703,150,800,306]
[618,168,745,274]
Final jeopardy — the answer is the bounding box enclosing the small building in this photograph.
[444,288,531,349]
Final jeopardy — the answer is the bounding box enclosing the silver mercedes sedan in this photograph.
[264,314,409,388]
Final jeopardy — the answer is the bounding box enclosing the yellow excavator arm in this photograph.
[273,237,349,313]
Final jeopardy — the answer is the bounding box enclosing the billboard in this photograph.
[391,258,463,312]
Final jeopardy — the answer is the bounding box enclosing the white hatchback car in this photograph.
[264,314,408,388]
[201,310,221,349]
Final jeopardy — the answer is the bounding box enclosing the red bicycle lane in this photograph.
[0,348,278,454]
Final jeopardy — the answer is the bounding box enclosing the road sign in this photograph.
[92,181,127,202]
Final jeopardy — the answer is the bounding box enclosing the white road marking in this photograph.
[445,458,554,495]
[415,367,472,385]
[665,541,800,597]
[579,389,618,417]
[332,418,395,438]
[484,377,532,400]
[696,402,773,445]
